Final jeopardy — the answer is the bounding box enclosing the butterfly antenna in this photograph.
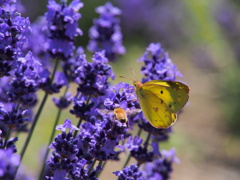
[130,67,137,81]
[119,76,135,82]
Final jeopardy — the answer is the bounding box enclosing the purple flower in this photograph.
[75,51,115,97]
[45,0,83,60]
[62,47,86,82]
[7,52,41,105]
[142,148,179,180]
[87,2,126,61]
[0,103,29,129]
[39,71,68,94]
[0,136,18,153]
[0,2,31,77]
[0,148,20,179]
[53,91,72,109]
[70,95,95,119]
[138,120,171,142]
[77,115,128,162]
[55,119,79,133]
[103,82,137,110]
[124,135,158,165]
[24,17,50,67]
[113,164,144,180]
[139,43,182,82]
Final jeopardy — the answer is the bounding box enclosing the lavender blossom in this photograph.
[0,2,31,77]
[47,119,88,179]
[77,115,127,162]
[7,52,41,105]
[53,92,72,109]
[75,51,115,97]
[62,47,86,82]
[139,43,182,83]
[45,0,83,60]
[0,103,29,129]
[39,71,68,94]
[103,82,137,110]
[124,135,155,165]
[0,149,20,179]
[142,149,179,180]
[113,164,144,180]
[0,136,18,153]
[87,2,125,61]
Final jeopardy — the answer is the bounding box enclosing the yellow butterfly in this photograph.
[120,77,189,129]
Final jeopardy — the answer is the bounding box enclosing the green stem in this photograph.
[137,128,142,137]
[19,91,48,161]
[3,129,11,149]
[38,85,68,180]
[122,154,131,169]
[96,161,106,178]
[96,160,103,178]
[122,127,143,169]
[137,132,151,167]
[38,108,62,180]
[88,158,97,175]
[16,58,59,175]
[143,132,151,149]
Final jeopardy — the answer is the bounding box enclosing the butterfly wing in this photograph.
[143,80,189,113]
[136,88,176,128]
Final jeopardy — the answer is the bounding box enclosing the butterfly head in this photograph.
[133,80,143,89]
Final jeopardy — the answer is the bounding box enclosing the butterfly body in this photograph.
[133,80,189,129]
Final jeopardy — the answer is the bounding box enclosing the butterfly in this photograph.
[120,76,189,129]
[99,107,141,128]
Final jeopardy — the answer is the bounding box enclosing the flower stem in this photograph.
[96,160,105,178]
[88,158,97,175]
[3,129,11,149]
[38,108,62,180]
[95,160,103,177]
[144,132,151,149]
[16,58,59,175]
[122,127,143,169]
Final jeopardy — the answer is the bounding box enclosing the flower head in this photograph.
[139,43,182,82]
[113,164,144,180]
[0,2,31,77]
[45,0,83,60]
[75,51,115,97]
[0,149,20,179]
[142,148,179,180]
[0,103,29,129]
[87,2,125,61]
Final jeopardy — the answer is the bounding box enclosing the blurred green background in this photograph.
[16,0,240,179]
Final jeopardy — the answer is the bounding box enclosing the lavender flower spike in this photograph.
[45,0,83,60]
[88,2,126,61]
[139,43,182,82]
[56,119,79,133]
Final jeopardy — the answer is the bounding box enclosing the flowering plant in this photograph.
[0,0,185,179]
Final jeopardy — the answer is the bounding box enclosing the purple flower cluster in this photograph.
[139,43,182,83]
[142,149,179,180]
[45,0,83,60]
[0,1,31,77]
[88,2,126,61]
[75,50,115,97]
[0,148,20,179]
[113,164,144,180]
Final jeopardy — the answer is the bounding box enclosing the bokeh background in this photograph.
[16,0,240,179]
